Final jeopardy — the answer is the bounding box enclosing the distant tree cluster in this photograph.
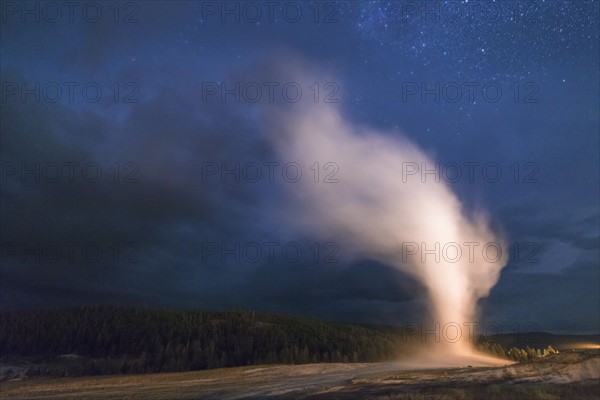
[0,306,558,377]
[476,340,558,362]
[0,306,405,376]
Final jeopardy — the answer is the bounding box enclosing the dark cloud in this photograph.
[482,260,600,334]
[1,1,598,333]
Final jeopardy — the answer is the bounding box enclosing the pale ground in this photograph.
[1,350,598,400]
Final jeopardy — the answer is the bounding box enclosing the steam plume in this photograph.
[264,72,508,365]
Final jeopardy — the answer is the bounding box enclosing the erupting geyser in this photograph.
[265,74,509,366]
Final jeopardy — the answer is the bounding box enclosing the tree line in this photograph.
[0,306,556,377]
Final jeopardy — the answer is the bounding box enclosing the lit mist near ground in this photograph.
[263,70,510,367]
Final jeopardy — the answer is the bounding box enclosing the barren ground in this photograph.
[1,350,598,400]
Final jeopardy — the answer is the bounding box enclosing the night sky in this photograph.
[1,1,598,334]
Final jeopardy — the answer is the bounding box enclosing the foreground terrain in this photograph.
[1,350,598,400]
